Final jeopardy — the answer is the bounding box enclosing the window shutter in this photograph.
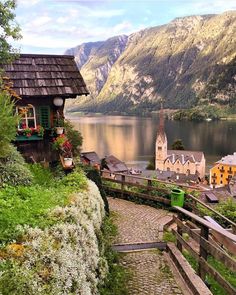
[39,106,51,129]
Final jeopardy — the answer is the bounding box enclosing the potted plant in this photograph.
[23,127,33,138]
[55,111,65,135]
[52,135,73,167]
[61,140,73,167]
[36,125,44,137]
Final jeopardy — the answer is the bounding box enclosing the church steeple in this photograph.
[158,100,165,140]
[155,100,167,170]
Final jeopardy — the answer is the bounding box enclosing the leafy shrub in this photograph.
[0,181,106,294]
[64,120,83,156]
[214,198,236,225]
[0,145,32,188]
[83,165,109,213]
[98,215,129,295]
[60,169,87,191]
[0,91,19,157]
[29,163,54,186]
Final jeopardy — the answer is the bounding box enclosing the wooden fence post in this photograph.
[147,179,152,195]
[177,212,183,252]
[198,224,209,281]
[121,175,125,198]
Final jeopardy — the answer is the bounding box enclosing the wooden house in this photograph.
[101,155,128,178]
[81,151,101,169]
[3,54,88,162]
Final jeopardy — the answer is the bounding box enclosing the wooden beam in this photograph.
[102,177,169,194]
[102,186,171,204]
[173,206,236,243]
[199,257,236,295]
[101,170,203,191]
[172,229,199,260]
[200,237,236,273]
[186,194,236,229]
[174,217,201,243]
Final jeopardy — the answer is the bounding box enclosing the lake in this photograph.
[69,114,236,172]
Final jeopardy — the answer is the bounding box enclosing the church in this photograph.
[155,109,206,179]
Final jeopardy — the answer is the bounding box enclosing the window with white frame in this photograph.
[17,105,36,129]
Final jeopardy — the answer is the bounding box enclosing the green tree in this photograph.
[0,0,21,65]
[0,0,21,157]
[171,139,185,150]
[0,90,18,157]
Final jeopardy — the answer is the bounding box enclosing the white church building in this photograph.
[155,110,206,179]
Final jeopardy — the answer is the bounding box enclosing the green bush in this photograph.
[0,91,19,157]
[98,215,129,295]
[0,145,32,188]
[29,163,54,186]
[64,120,83,156]
[0,169,88,243]
[83,165,109,213]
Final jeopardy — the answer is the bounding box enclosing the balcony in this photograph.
[227,169,233,174]
[219,168,225,173]
[212,175,217,179]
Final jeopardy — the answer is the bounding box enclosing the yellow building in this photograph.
[210,153,236,187]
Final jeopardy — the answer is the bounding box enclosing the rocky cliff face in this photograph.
[66,11,236,113]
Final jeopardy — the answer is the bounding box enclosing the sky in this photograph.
[13,0,236,54]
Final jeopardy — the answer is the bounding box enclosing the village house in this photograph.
[3,54,88,163]
[101,155,128,178]
[155,108,205,179]
[210,152,236,188]
[80,151,101,169]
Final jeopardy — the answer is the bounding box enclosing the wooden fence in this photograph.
[173,206,236,295]
[101,171,236,293]
[101,171,236,230]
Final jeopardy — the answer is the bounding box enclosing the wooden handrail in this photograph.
[174,206,236,243]
[101,170,203,191]
[186,194,236,229]
[102,171,235,229]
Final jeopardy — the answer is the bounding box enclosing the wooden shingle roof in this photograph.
[3,54,89,98]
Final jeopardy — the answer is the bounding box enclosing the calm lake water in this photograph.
[69,115,236,171]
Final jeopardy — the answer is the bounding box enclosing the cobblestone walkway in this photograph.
[108,197,173,244]
[121,251,183,295]
[108,197,183,295]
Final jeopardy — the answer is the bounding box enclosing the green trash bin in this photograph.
[171,188,185,207]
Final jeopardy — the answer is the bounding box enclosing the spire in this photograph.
[158,99,166,141]
[159,99,164,135]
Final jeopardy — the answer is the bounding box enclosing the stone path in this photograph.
[108,197,173,244]
[108,197,183,295]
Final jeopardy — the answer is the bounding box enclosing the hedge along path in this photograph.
[108,197,183,295]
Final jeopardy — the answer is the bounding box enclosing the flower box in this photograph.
[15,135,44,141]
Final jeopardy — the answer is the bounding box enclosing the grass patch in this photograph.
[182,250,236,295]
[0,166,87,244]
[163,231,176,243]
[99,213,129,295]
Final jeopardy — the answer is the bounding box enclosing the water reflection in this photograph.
[70,115,236,167]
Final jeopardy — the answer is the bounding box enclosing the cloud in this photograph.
[14,0,236,54]
[30,16,51,27]
[87,9,125,18]
[113,21,133,34]
[172,0,236,16]
[17,0,40,6]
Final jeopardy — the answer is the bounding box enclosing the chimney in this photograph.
[172,154,175,163]
[181,154,184,164]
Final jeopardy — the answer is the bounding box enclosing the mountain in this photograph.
[66,11,236,114]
